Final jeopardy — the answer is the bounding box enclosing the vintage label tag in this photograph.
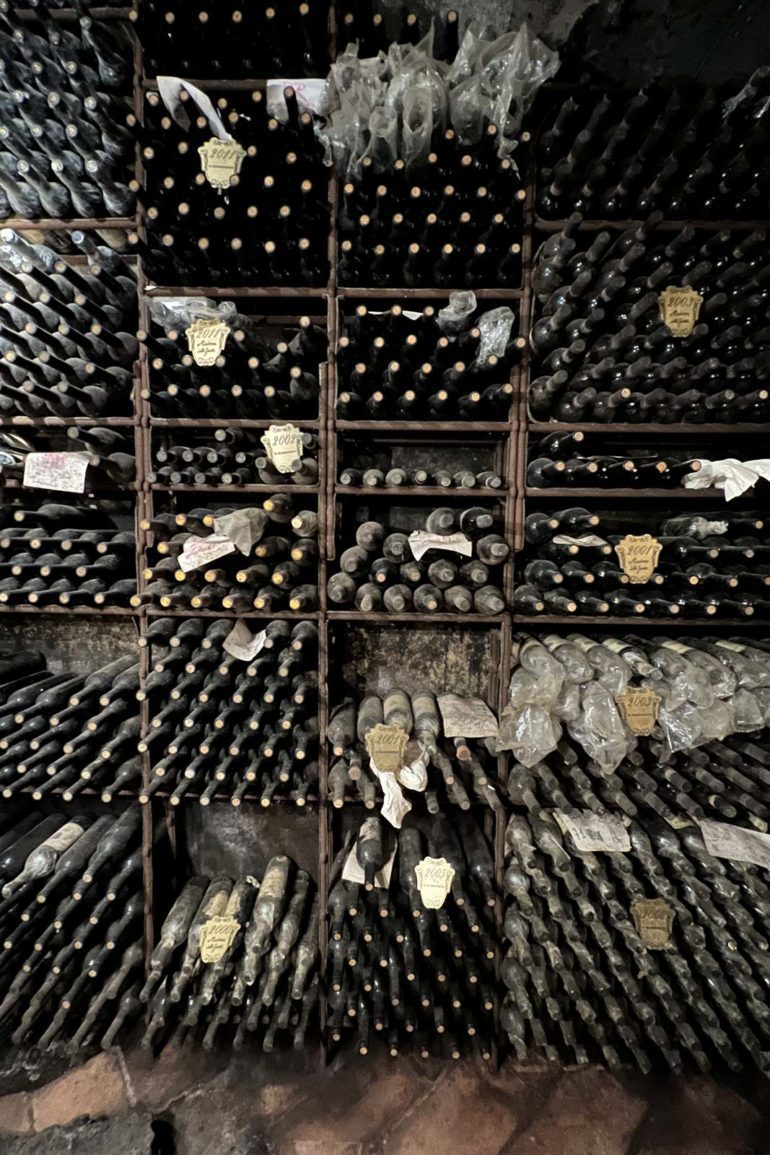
[199,916,241,963]
[185,318,230,366]
[223,621,267,661]
[260,424,304,474]
[614,533,662,583]
[554,811,631,853]
[409,531,473,561]
[436,693,498,738]
[23,452,90,494]
[178,533,236,573]
[341,843,396,888]
[198,137,247,190]
[615,687,662,736]
[414,856,456,909]
[631,898,675,949]
[364,723,409,774]
[700,819,770,870]
[658,285,703,337]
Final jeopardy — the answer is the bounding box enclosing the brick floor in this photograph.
[0,1049,766,1154]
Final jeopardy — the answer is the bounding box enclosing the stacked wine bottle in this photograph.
[145,312,325,421]
[139,860,318,1052]
[151,430,319,489]
[1,427,136,489]
[503,810,770,1073]
[328,510,508,615]
[138,88,329,286]
[338,6,460,59]
[526,429,716,491]
[0,502,136,609]
[336,303,524,421]
[141,617,318,807]
[140,0,329,78]
[0,808,144,1051]
[529,219,770,425]
[328,814,497,1058]
[0,231,137,419]
[0,653,140,800]
[327,692,502,812]
[536,80,770,220]
[338,136,525,288]
[0,12,134,219]
[516,507,770,618]
[136,502,319,613]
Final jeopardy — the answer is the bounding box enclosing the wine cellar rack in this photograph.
[1,0,769,1069]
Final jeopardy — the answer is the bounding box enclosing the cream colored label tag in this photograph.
[409,531,473,561]
[414,856,455,909]
[614,533,662,583]
[554,811,630,853]
[631,898,675,949]
[23,452,90,494]
[658,286,703,337]
[199,916,240,963]
[178,533,236,573]
[364,723,409,774]
[616,687,661,735]
[185,318,230,366]
[260,424,304,474]
[198,137,246,190]
[436,693,498,738]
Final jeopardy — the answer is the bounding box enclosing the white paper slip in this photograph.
[266,78,327,118]
[341,843,396,889]
[700,819,770,870]
[555,811,631,853]
[223,621,267,662]
[178,534,236,574]
[409,531,473,561]
[437,694,498,738]
[23,452,90,494]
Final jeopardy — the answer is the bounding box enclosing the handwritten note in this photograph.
[23,453,90,494]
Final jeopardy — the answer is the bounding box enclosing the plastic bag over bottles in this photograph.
[320,21,559,175]
[148,297,238,333]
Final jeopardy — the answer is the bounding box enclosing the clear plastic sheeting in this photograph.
[500,634,770,770]
[148,297,237,331]
[437,290,477,333]
[320,21,559,174]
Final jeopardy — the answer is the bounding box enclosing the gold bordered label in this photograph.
[260,424,305,473]
[658,286,703,337]
[199,916,240,963]
[364,723,409,774]
[631,898,675,949]
[185,319,230,366]
[614,533,662,583]
[616,687,662,736]
[414,856,455,909]
[198,137,247,190]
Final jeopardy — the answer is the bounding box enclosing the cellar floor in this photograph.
[0,1045,767,1154]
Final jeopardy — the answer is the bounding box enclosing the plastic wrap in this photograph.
[695,699,735,743]
[364,105,400,167]
[320,21,559,173]
[568,683,630,772]
[437,290,477,333]
[476,306,515,360]
[515,639,565,703]
[732,688,765,733]
[509,704,561,768]
[551,682,581,722]
[148,297,236,332]
[541,637,594,684]
[658,701,705,753]
[401,82,435,169]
